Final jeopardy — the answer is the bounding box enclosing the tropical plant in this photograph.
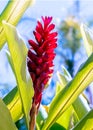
[0,1,93,130]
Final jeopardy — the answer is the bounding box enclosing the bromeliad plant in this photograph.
[0,2,93,130]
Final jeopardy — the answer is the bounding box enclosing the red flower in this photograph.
[27,16,57,108]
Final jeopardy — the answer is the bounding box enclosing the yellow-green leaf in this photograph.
[73,95,90,119]
[72,109,93,130]
[42,53,93,130]
[50,67,89,129]
[6,50,15,74]
[3,21,34,129]
[36,105,48,130]
[3,87,23,122]
[0,98,17,130]
[55,105,74,130]
[81,24,93,56]
[57,71,67,87]
[0,0,34,49]
[57,67,90,120]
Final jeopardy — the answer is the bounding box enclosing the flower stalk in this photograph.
[27,16,57,129]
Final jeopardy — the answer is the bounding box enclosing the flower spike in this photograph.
[27,16,57,107]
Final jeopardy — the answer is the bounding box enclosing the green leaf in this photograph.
[5,51,23,122]
[72,109,93,130]
[52,73,75,129]
[72,95,90,119]
[55,106,74,130]
[57,66,90,119]
[4,51,23,122]
[55,82,62,95]
[6,50,15,74]
[42,53,93,130]
[57,71,67,87]
[0,98,17,130]
[0,0,34,49]
[3,87,23,122]
[50,84,77,129]
[81,24,93,56]
[50,123,66,130]
[53,68,89,129]
[3,21,34,129]
[36,105,48,130]
[50,66,90,129]
[56,66,72,91]
[61,65,72,81]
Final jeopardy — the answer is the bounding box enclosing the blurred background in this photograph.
[0,0,93,108]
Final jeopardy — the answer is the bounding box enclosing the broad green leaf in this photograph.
[52,74,75,129]
[6,50,15,74]
[0,0,34,49]
[55,106,74,130]
[55,82,62,95]
[81,24,93,56]
[0,98,17,130]
[56,66,72,91]
[4,51,23,122]
[57,67,90,119]
[50,123,66,130]
[61,65,72,81]
[57,71,67,87]
[5,51,23,122]
[73,95,90,119]
[72,109,93,130]
[3,21,34,129]
[56,65,72,94]
[3,87,23,122]
[42,53,93,130]
[60,66,90,119]
[49,66,90,129]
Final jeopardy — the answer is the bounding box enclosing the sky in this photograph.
[24,0,93,22]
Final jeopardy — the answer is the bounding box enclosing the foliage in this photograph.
[0,0,34,49]
[0,99,17,130]
[3,21,34,129]
[0,1,93,130]
[58,16,82,76]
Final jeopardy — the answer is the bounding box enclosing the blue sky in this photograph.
[24,0,93,22]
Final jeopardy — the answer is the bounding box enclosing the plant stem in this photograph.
[29,101,37,130]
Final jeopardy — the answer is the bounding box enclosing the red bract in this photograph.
[27,16,57,108]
